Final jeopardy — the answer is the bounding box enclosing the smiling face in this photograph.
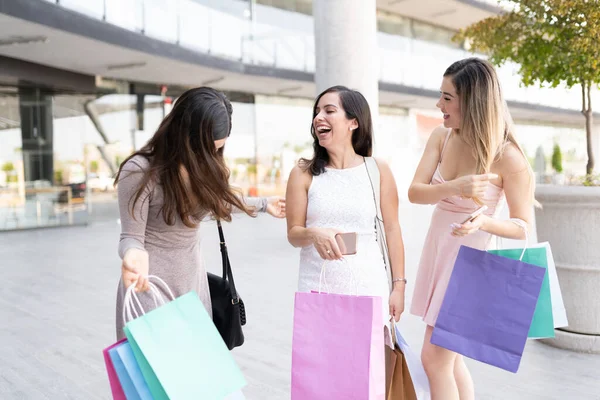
[436,76,461,129]
[312,92,357,149]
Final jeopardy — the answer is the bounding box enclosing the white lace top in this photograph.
[298,164,390,324]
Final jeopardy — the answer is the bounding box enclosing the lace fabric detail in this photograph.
[298,166,389,317]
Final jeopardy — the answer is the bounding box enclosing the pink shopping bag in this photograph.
[291,291,385,400]
[103,339,127,400]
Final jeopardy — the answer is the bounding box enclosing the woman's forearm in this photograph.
[287,226,315,248]
[234,196,267,214]
[385,224,406,292]
[481,216,528,240]
[408,181,459,205]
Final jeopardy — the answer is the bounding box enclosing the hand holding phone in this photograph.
[461,205,488,224]
[335,232,357,255]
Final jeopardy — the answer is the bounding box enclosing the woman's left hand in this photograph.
[389,289,405,322]
[266,196,286,218]
[451,214,488,237]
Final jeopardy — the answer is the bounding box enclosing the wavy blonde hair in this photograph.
[445,58,520,171]
[445,58,535,205]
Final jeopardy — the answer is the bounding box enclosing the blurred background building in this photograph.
[1,0,598,231]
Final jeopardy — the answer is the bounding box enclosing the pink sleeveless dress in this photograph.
[410,129,506,327]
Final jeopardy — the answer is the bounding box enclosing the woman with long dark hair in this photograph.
[114,87,285,339]
[286,85,406,337]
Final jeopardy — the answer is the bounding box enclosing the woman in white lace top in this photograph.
[285,85,407,333]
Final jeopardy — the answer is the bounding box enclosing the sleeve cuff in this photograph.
[258,197,268,213]
[118,238,146,259]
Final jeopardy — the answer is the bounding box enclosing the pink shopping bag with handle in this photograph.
[291,290,385,400]
[103,339,127,400]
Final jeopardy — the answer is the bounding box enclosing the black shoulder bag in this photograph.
[207,220,246,350]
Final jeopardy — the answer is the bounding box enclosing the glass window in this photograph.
[377,10,463,49]
[377,10,412,38]
[0,89,92,231]
[256,0,312,15]
[412,19,460,48]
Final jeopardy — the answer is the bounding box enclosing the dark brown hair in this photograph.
[114,87,253,227]
[301,85,373,176]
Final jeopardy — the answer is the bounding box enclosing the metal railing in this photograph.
[44,0,596,111]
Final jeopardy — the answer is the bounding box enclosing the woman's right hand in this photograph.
[122,248,150,292]
[451,173,498,199]
[309,227,343,260]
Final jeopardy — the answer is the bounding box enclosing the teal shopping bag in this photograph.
[488,247,554,338]
[124,291,246,400]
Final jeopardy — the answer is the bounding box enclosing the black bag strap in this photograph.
[217,220,240,304]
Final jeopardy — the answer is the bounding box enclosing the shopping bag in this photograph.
[431,245,545,373]
[387,323,417,400]
[531,242,568,328]
[291,291,385,400]
[387,348,417,400]
[102,339,127,400]
[488,246,554,338]
[123,277,246,400]
[224,390,247,400]
[107,339,153,400]
[393,324,430,399]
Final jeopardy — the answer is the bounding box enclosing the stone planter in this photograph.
[534,184,600,353]
[551,173,565,185]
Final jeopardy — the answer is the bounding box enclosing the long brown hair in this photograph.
[445,58,522,172]
[114,87,253,227]
[445,58,534,202]
[301,86,373,176]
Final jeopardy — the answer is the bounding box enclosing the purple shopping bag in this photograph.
[291,291,385,400]
[103,339,127,400]
[431,245,545,373]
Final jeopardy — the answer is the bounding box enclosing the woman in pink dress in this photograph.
[408,58,534,400]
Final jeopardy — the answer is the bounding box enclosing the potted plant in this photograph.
[458,0,600,353]
[551,144,565,185]
[90,160,99,175]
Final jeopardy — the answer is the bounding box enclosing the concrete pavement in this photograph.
[0,197,598,399]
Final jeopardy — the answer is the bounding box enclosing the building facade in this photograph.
[0,0,598,230]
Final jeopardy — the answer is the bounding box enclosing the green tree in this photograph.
[551,144,563,173]
[1,162,14,173]
[54,169,64,184]
[456,0,600,177]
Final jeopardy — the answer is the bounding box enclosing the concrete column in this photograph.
[313,0,380,146]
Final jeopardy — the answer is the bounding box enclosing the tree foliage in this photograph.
[456,0,600,175]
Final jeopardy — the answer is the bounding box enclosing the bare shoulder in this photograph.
[372,157,398,188]
[373,157,391,174]
[431,125,449,147]
[427,125,448,154]
[496,142,529,176]
[432,125,450,138]
[289,163,312,188]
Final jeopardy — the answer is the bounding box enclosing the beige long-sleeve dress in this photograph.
[115,155,265,340]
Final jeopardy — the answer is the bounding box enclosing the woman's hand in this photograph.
[451,214,489,237]
[122,248,150,292]
[389,288,405,322]
[266,196,286,218]
[310,227,343,260]
[451,173,498,199]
